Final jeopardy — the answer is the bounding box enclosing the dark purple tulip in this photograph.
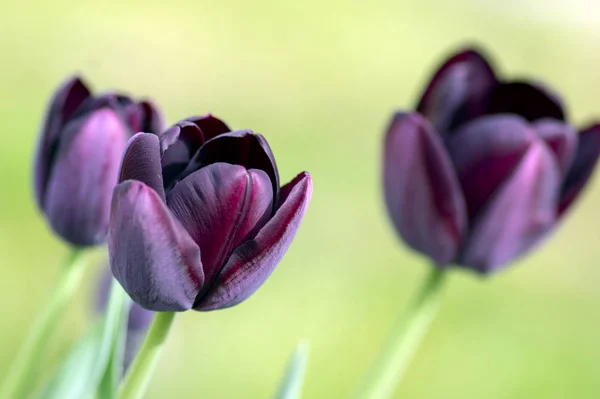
[96,269,154,371]
[109,115,312,311]
[34,76,163,246]
[384,48,600,273]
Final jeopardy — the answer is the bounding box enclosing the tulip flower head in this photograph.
[384,48,600,273]
[109,115,312,311]
[34,76,163,246]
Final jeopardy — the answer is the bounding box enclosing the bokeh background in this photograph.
[2,0,600,397]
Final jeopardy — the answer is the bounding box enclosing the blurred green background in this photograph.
[2,0,600,397]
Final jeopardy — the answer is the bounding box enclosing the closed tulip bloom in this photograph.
[34,76,163,246]
[384,48,600,273]
[109,115,312,311]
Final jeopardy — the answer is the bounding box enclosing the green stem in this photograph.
[354,267,447,399]
[119,312,176,399]
[0,248,88,399]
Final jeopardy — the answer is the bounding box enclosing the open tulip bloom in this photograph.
[355,48,600,399]
[108,115,312,398]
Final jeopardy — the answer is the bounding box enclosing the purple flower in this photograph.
[96,269,154,371]
[384,48,600,273]
[108,115,312,311]
[34,76,163,246]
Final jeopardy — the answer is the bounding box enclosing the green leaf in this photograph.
[97,296,129,399]
[275,341,309,399]
[36,280,129,399]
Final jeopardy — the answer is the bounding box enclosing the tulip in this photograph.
[384,48,600,273]
[34,76,163,246]
[109,115,312,311]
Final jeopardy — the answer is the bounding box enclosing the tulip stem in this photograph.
[354,267,447,399]
[0,248,88,399]
[119,311,176,399]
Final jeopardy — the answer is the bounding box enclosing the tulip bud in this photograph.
[34,76,164,246]
[109,115,312,311]
[384,48,600,273]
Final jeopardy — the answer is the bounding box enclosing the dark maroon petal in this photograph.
[119,133,165,201]
[159,122,206,189]
[71,92,134,120]
[384,113,467,265]
[139,100,164,134]
[182,131,280,209]
[486,82,566,122]
[166,163,273,289]
[44,109,129,246]
[34,76,91,208]
[533,119,577,174]
[95,268,154,331]
[109,180,204,311]
[459,141,560,272]
[447,115,535,222]
[195,172,312,311]
[559,124,600,214]
[184,114,231,142]
[417,48,497,135]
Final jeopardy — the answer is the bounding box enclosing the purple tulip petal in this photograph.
[44,109,129,246]
[139,100,164,134]
[447,115,536,222]
[417,49,497,134]
[533,119,578,174]
[119,133,165,201]
[109,180,204,311]
[183,131,280,209]
[167,163,273,288]
[34,76,91,207]
[184,114,231,141]
[459,141,560,272]
[96,268,154,331]
[486,82,565,122]
[559,124,600,214]
[195,171,312,311]
[160,122,206,188]
[71,92,134,122]
[384,113,467,265]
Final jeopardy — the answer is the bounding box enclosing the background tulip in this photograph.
[109,115,312,312]
[34,76,163,246]
[384,48,600,273]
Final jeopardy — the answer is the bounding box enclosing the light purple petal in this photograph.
[195,171,312,311]
[34,76,91,208]
[166,163,273,287]
[559,124,600,214]
[109,180,204,311]
[119,133,165,201]
[447,115,535,222]
[383,113,467,265]
[44,109,128,246]
[459,141,560,272]
[416,48,497,135]
[533,119,578,174]
[485,82,565,122]
[182,130,280,209]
